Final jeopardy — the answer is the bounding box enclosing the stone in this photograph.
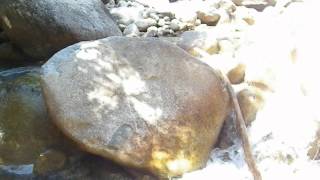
[123,24,140,37]
[0,0,122,61]
[149,13,160,21]
[232,0,276,11]
[157,19,166,27]
[177,31,220,57]
[170,19,181,31]
[237,87,264,126]
[144,26,158,37]
[197,10,221,26]
[0,67,138,180]
[41,37,231,178]
[135,18,157,32]
[227,63,246,84]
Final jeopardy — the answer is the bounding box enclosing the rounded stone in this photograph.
[237,88,264,126]
[41,37,231,178]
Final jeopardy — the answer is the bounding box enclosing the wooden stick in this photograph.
[225,78,262,180]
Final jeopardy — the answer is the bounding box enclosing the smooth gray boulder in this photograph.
[0,0,122,61]
[41,37,231,178]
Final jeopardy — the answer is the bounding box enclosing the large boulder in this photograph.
[0,0,122,62]
[41,37,232,178]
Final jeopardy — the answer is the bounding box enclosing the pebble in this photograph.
[144,26,158,37]
[135,18,157,32]
[123,23,140,37]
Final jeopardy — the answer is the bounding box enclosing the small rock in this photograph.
[149,13,160,21]
[163,16,171,21]
[197,10,221,26]
[218,0,237,13]
[177,31,220,56]
[234,6,257,25]
[194,19,202,26]
[157,19,166,27]
[170,19,181,31]
[123,23,140,37]
[144,26,158,37]
[227,63,246,84]
[135,18,157,32]
[118,24,127,31]
[237,87,264,126]
[110,6,143,25]
[34,150,67,175]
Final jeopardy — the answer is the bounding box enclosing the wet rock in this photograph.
[0,0,122,61]
[41,37,231,178]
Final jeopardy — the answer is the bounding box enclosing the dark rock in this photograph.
[0,0,122,61]
[41,37,231,178]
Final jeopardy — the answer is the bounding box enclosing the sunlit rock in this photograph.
[0,0,122,61]
[41,37,231,178]
[227,63,246,84]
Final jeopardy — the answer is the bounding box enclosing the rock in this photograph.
[135,18,157,32]
[232,0,276,11]
[227,63,246,84]
[149,13,160,21]
[234,6,257,25]
[110,6,143,25]
[144,26,158,37]
[0,67,62,165]
[237,87,264,126]
[197,10,221,26]
[177,31,220,57]
[123,24,140,37]
[41,37,231,178]
[157,19,166,27]
[170,19,181,31]
[0,67,137,180]
[0,0,122,61]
